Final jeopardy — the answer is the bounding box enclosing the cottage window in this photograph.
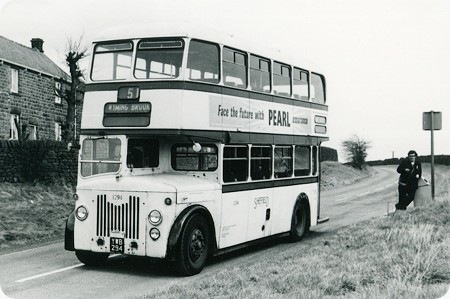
[29,125,37,140]
[55,122,62,141]
[10,69,18,93]
[10,114,19,140]
[55,81,62,104]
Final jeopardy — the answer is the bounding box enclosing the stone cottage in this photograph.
[0,35,82,141]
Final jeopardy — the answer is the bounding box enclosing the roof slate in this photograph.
[0,35,69,80]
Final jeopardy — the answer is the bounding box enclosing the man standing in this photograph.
[396,150,422,210]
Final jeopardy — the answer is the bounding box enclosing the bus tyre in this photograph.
[75,250,109,266]
[289,201,309,242]
[176,214,210,276]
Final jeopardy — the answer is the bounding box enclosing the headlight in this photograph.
[75,206,88,221]
[148,210,162,225]
[150,228,160,240]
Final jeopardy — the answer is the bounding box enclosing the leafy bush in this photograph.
[342,135,371,170]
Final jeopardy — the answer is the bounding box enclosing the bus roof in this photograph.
[93,23,323,73]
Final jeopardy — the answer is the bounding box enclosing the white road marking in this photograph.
[15,254,120,283]
[15,264,83,283]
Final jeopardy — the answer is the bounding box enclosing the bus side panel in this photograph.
[270,183,319,235]
[182,91,223,130]
[246,188,273,241]
[219,192,249,249]
[308,183,319,227]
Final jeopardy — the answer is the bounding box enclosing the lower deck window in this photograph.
[127,139,159,168]
[251,146,272,180]
[274,146,293,178]
[294,146,311,176]
[172,144,218,171]
[223,145,248,183]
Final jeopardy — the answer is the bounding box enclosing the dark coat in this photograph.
[397,158,422,189]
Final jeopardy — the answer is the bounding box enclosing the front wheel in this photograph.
[75,250,109,266]
[175,214,210,276]
[289,200,309,242]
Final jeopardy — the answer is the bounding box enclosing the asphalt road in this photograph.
[0,166,399,299]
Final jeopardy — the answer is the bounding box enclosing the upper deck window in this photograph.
[311,73,326,104]
[135,39,184,79]
[273,62,291,97]
[91,42,133,81]
[187,40,220,83]
[223,47,247,88]
[293,68,309,101]
[250,55,271,93]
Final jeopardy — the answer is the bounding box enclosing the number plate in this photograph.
[110,237,124,253]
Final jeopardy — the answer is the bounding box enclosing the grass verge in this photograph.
[142,199,450,299]
[0,182,74,252]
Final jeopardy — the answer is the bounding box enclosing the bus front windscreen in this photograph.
[80,138,122,177]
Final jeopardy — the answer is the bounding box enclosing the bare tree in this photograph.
[56,36,87,145]
[342,135,371,170]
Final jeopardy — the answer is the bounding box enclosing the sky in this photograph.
[1,0,449,162]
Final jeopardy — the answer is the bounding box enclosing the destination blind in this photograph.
[104,102,151,114]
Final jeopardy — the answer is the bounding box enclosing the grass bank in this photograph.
[142,200,450,299]
[320,161,375,191]
[0,182,74,252]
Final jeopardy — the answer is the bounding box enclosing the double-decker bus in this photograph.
[65,23,329,276]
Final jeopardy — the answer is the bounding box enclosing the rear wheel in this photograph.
[175,214,210,276]
[289,200,309,242]
[75,250,109,266]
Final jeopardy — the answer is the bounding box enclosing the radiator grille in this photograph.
[96,194,140,239]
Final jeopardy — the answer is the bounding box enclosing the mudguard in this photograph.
[64,211,75,251]
[166,205,216,261]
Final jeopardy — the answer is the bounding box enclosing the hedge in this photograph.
[0,140,78,184]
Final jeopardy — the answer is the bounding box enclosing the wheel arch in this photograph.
[166,204,217,261]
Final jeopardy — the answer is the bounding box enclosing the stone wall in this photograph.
[0,140,78,184]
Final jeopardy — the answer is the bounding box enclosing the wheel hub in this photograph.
[190,229,205,261]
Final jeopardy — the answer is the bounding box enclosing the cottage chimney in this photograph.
[31,38,44,53]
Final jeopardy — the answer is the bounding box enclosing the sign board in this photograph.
[423,111,442,130]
